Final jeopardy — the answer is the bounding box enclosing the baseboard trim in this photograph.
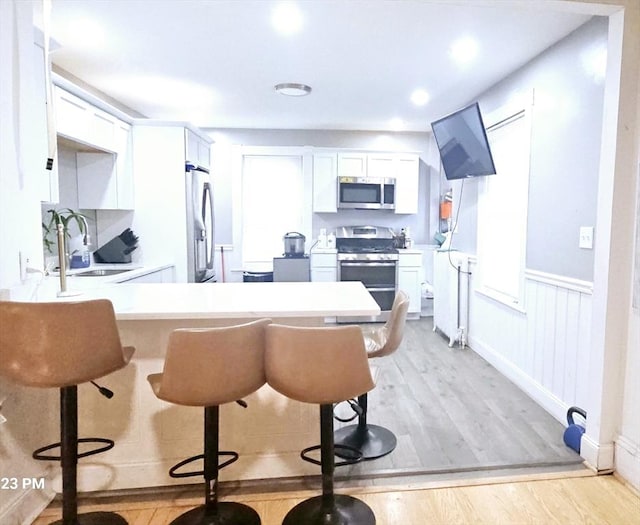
[615,435,640,490]
[466,335,568,424]
[579,433,615,472]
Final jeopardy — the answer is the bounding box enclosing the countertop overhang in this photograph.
[54,281,381,320]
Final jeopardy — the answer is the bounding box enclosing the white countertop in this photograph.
[52,281,380,320]
[18,263,173,302]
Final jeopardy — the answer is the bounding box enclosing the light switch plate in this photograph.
[579,226,594,249]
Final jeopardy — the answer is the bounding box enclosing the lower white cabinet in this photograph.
[310,251,337,282]
[398,251,423,316]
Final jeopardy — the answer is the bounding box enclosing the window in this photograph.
[476,106,532,309]
[239,150,310,267]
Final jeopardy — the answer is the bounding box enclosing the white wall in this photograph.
[448,2,640,488]
[450,17,607,283]
[0,1,57,522]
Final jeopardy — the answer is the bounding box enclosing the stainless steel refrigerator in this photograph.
[185,163,215,282]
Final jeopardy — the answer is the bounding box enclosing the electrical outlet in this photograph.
[579,226,594,249]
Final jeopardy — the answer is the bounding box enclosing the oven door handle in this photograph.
[366,287,397,292]
[340,262,397,267]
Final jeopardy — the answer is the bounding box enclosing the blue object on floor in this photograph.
[563,406,587,453]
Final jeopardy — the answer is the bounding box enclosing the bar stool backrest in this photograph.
[0,299,132,388]
[265,324,374,405]
[366,290,410,358]
[154,318,271,406]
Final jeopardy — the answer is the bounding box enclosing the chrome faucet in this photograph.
[78,215,90,246]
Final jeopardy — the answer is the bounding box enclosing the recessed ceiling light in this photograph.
[411,89,430,106]
[275,83,312,96]
[451,37,479,64]
[272,2,303,35]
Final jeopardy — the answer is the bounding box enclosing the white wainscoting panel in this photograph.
[466,261,593,424]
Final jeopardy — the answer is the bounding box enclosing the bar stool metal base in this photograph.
[334,424,397,460]
[283,494,375,525]
[48,510,128,524]
[169,502,261,525]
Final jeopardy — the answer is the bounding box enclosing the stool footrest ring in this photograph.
[33,437,115,461]
[300,443,363,467]
[169,451,239,479]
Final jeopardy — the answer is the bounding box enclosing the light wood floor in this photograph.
[34,472,639,524]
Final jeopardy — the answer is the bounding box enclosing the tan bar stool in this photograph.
[0,299,135,525]
[334,290,410,460]
[266,324,376,525]
[147,318,271,525]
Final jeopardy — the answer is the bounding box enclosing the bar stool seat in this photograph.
[266,324,376,525]
[147,318,271,525]
[0,299,134,525]
[334,291,410,461]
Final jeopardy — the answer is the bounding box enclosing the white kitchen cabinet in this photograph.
[114,121,134,209]
[54,86,120,152]
[367,154,395,178]
[398,250,423,317]
[394,154,420,214]
[310,251,337,282]
[312,151,338,212]
[185,129,211,169]
[337,152,367,178]
[76,122,134,210]
[54,87,91,143]
[34,42,59,203]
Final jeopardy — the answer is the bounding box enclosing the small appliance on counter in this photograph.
[283,232,306,257]
[273,256,310,282]
[93,228,139,263]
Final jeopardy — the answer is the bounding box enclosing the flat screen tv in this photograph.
[430,102,496,180]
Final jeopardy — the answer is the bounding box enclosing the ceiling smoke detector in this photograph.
[275,83,312,96]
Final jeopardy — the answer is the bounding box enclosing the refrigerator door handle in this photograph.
[186,162,210,174]
[202,181,215,271]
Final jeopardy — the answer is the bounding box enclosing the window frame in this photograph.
[475,99,533,312]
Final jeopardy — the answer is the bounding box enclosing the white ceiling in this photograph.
[45,0,593,132]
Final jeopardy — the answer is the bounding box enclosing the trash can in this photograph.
[243,271,273,282]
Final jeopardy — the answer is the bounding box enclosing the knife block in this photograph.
[93,237,133,263]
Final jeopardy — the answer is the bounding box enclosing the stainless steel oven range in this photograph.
[336,226,398,323]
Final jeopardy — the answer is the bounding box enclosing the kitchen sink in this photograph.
[74,269,132,277]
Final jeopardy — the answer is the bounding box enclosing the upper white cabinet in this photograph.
[312,150,338,212]
[312,150,419,214]
[367,154,395,178]
[54,86,121,152]
[76,121,134,210]
[394,154,420,214]
[185,129,211,169]
[54,85,134,210]
[337,152,367,178]
[114,121,135,209]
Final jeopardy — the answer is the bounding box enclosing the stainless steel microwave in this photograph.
[337,176,395,210]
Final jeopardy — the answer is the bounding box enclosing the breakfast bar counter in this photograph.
[51,281,379,492]
[61,281,379,320]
